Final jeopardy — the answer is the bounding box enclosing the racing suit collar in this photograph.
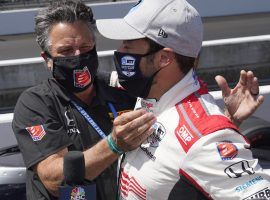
[147,69,200,115]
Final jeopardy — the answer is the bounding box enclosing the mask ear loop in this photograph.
[44,51,53,59]
[140,48,166,98]
[142,46,164,78]
[42,51,54,73]
[141,46,164,58]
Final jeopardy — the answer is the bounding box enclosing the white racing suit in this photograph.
[118,70,270,200]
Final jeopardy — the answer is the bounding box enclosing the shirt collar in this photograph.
[48,78,103,108]
[147,69,200,115]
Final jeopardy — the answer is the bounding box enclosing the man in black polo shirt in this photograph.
[12,1,156,199]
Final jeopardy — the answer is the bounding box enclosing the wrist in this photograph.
[107,134,124,155]
[224,109,242,127]
[231,116,242,127]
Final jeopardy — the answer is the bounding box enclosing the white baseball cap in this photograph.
[96,0,203,58]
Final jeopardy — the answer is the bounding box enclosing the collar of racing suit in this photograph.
[136,69,200,115]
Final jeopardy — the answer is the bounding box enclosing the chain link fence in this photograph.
[0,0,131,11]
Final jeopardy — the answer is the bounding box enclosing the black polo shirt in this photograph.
[12,76,136,200]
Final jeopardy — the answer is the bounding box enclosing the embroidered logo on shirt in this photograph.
[217,141,238,160]
[64,111,80,135]
[235,176,263,192]
[175,124,198,152]
[147,122,166,147]
[242,187,269,199]
[225,160,255,178]
[26,125,46,141]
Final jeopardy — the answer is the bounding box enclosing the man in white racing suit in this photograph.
[96,0,270,199]
[119,73,269,200]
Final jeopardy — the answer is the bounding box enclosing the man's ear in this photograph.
[159,48,175,68]
[41,52,53,71]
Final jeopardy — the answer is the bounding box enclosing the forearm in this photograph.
[41,166,64,197]
[83,109,157,179]
[35,149,66,197]
[36,138,118,197]
[35,109,155,196]
[84,137,119,180]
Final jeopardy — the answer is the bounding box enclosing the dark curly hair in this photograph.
[35,0,95,52]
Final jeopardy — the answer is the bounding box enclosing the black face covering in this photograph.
[114,51,157,98]
[46,46,98,93]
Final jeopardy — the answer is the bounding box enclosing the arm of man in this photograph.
[12,85,156,197]
[181,128,270,200]
[34,109,156,197]
[216,70,264,126]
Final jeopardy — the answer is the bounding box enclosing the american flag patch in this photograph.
[26,125,46,141]
[120,171,146,200]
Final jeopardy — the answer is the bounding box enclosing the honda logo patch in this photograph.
[225,160,255,178]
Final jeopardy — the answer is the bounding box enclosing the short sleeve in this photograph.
[12,88,72,169]
[180,129,270,200]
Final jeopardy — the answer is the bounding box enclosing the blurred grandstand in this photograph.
[0,0,130,10]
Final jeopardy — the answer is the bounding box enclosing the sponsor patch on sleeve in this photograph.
[175,123,200,153]
[242,187,270,199]
[26,125,46,141]
[216,141,238,160]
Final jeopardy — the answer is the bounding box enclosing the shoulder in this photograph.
[95,75,136,105]
[174,89,240,153]
[13,80,61,118]
[16,80,53,106]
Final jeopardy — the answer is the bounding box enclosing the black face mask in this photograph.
[114,51,158,98]
[46,46,98,93]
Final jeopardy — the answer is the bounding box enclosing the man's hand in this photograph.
[215,70,264,126]
[111,109,156,152]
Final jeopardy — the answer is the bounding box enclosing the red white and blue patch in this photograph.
[120,56,136,77]
[74,66,91,88]
[217,141,238,160]
[26,125,46,141]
